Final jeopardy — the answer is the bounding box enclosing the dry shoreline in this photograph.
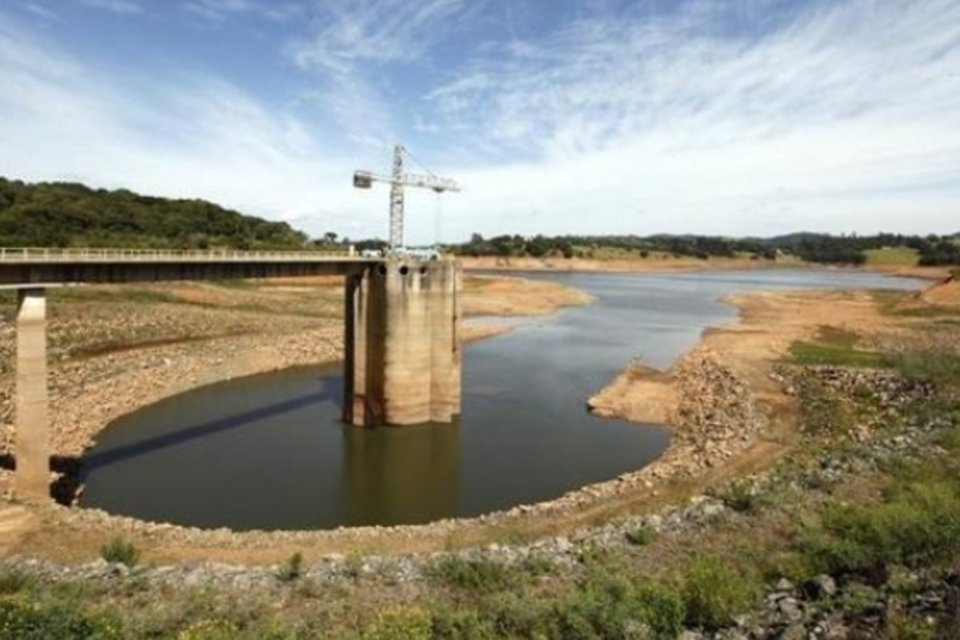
[0,271,932,564]
[459,255,950,280]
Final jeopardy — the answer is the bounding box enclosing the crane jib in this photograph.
[353,145,462,251]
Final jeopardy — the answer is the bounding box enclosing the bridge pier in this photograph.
[14,288,50,500]
[343,258,461,427]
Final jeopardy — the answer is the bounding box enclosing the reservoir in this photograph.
[81,270,924,530]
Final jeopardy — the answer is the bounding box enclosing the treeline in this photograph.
[0,178,309,249]
[451,232,960,266]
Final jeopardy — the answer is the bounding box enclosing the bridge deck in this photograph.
[0,248,374,287]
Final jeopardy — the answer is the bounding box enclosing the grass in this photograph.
[787,326,887,368]
[864,247,920,266]
[886,351,960,385]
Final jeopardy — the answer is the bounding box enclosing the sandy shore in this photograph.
[0,271,945,565]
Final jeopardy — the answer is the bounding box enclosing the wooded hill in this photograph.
[0,178,308,249]
[452,232,960,266]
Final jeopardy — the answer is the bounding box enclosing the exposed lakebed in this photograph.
[81,270,924,530]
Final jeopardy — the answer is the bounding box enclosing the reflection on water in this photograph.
[343,422,459,526]
[81,270,925,530]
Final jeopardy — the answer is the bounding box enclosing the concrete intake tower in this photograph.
[0,249,463,501]
[343,257,461,427]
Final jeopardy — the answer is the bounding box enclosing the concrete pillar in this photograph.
[343,258,461,427]
[15,288,50,500]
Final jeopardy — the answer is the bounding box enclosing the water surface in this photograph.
[82,270,923,530]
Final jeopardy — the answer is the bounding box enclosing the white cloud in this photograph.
[425,0,960,238]
[1,1,959,244]
[79,0,143,15]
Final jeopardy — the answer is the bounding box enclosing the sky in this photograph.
[0,0,958,243]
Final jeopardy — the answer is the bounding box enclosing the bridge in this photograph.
[0,249,462,501]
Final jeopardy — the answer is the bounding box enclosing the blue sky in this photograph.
[1,0,958,242]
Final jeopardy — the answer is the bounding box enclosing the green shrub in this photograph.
[625,524,658,546]
[719,482,764,514]
[886,351,960,385]
[276,552,303,583]
[682,557,758,631]
[0,569,31,594]
[801,479,960,576]
[565,574,684,639]
[837,583,883,617]
[0,597,121,639]
[175,619,240,640]
[426,556,549,595]
[430,608,497,640]
[884,614,936,640]
[99,537,140,567]
[363,607,432,640]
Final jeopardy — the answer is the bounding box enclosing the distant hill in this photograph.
[453,231,960,266]
[0,177,308,249]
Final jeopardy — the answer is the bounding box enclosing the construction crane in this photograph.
[353,144,461,253]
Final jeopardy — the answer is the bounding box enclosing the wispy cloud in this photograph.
[22,3,61,22]
[426,0,960,237]
[183,0,301,24]
[0,12,381,239]
[79,0,143,15]
[289,0,479,70]
[1,1,959,242]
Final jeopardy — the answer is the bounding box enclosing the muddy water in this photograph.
[81,270,924,530]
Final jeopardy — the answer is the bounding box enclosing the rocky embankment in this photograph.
[586,345,768,479]
[4,363,955,637]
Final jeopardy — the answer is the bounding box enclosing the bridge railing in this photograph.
[0,247,362,262]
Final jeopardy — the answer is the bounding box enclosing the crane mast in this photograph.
[353,144,461,252]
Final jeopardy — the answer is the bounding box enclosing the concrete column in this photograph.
[429,263,461,422]
[343,259,461,427]
[15,288,50,500]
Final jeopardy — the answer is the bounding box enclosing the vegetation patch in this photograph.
[787,339,886,368]
[99,537,140,567]
[425,556,552,595]
[624,523,658,546]
[681,557,760,631]
[864,247,920,266]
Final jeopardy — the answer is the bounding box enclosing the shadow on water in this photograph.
[82,390,334,473]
